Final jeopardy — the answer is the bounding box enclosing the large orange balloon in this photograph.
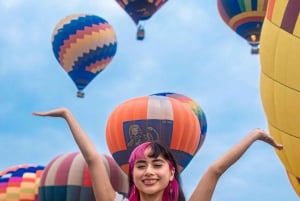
[105,95,201,174]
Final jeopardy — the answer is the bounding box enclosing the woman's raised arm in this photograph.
[33,107,116,201]
[188,128,283,201]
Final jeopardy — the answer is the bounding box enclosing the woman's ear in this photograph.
[170,168,175,181]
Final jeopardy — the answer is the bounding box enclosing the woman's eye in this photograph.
[153,164,162,168]
[136,165,146,169]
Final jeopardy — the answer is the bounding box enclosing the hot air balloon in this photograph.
[150,92,207,151]
[115,0,168,40]
[105,95,201,174]
[0,164,45,201]
[51,14,117,98]
[217,0,268,54]
[259,0,300,197]
[39,152,128,201]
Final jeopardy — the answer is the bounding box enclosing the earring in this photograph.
[133,185,137,195]
[169,182,173,201]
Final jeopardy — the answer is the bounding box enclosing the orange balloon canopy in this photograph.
[105,95,201,174]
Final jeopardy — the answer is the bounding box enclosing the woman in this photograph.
[33,107,283,201]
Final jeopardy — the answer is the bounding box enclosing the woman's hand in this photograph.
[32,107,70,118]
[252,128,283,150]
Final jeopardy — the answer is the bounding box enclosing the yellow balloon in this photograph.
[260,0,300,197]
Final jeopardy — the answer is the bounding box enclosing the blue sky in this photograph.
[0,0,298,200]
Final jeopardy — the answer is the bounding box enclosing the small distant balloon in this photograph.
[115,0,168,40]
[39,152,128,201]
[0,164,45,201]
[51,14,117,98]
[217,0,268,54]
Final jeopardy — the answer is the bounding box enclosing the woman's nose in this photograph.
[144,165,154,175]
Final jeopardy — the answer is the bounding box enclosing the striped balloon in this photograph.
[0,164,45,201]
[217,0,268,54]
[51,14,117,97]
[106,95,201,174]
[151,92,207,151]
[39,152,128,201]
[259,0,300,196]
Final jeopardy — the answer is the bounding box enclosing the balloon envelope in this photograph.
[115,0,168,24]
[106,95,201,174]
[150,92,207,151]
[51,14,117,97]
[0,164,45,201]
[115,0,168,40]
[217,0,268,54]
[259,0,300,196]
[39,152,128,201]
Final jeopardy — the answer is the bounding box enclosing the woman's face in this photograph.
[132,147,175,198]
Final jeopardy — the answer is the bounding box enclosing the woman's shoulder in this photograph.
[115,192,128,201]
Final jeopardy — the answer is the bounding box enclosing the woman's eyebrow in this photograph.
[135,160,146,164]
[152,158,165,163]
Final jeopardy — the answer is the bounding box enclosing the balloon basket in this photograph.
[136,26,145,40]
[77,91,85,98]
[251,47,259,54]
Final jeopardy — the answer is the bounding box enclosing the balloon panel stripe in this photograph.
[85,57,113,74]
[58,24,115,70]
[220,0,242,19]
[72,43,117,74]
[258,0,268,11]
[82,162,92,187]
[280,0,300,34]
[239,0,247,11]
[147,96,174,120]
[39,155,60,185]
[54,153,78,186]
[229,11,265,28]
[217,0,230,22]
[250,0,257,10]
[52,15,107,60]
[104,155,123,190]
[266,0,275,20]
[67,153,86,186]
[43,154,69,185]
[170,98,200,155]
[231,15,265,29]
[266,0,288,26]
